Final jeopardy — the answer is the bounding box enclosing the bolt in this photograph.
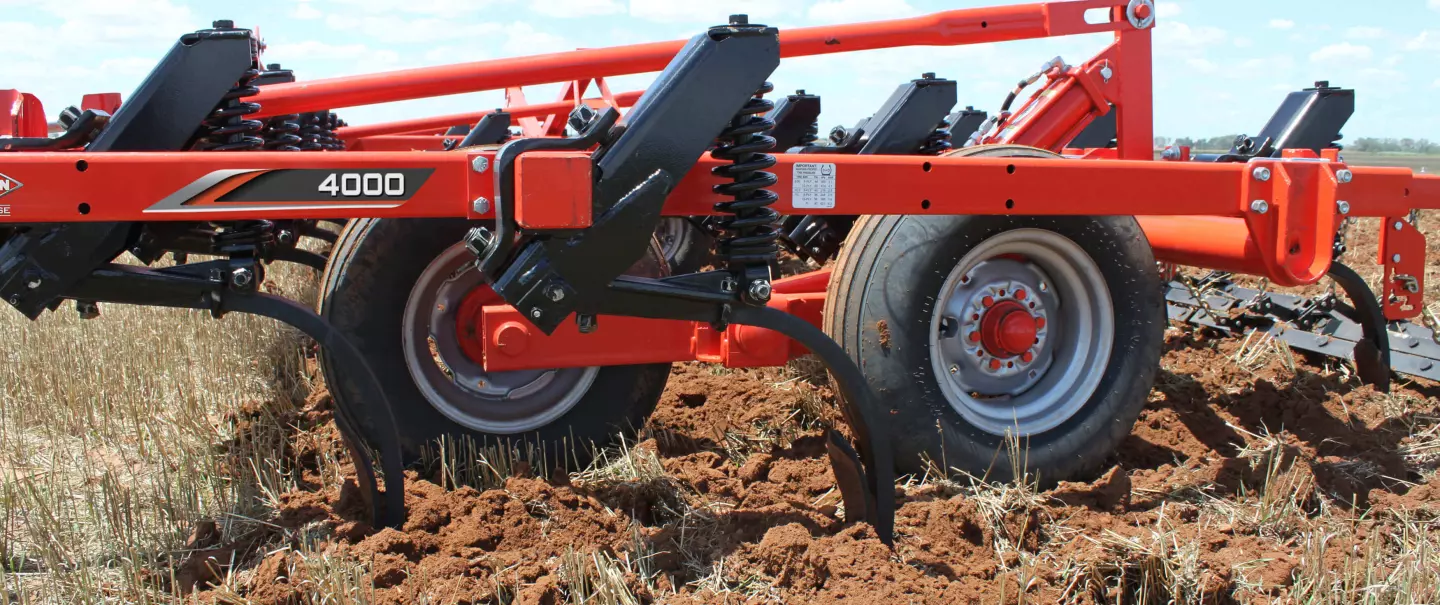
[1336,200,1350,215]
[1395,221,1405,231]
[1336,169,1353,184]
[544,284,566,302]
[949,365,958,375]
[7,295,19,305]
[277,229,295,245]
[577,314,598,334]
[747,280,772,302]
[26,278,41,290]
[230,267,254,289]
[472,197,492,214]
[530,308,543,319]
[721,277,737,293]
[1252,167,1271,182]
[1250,199,1269,214]
[1393,254,1402,263]
[471,156,489,173]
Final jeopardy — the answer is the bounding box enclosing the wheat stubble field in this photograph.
[1,212,1438,603]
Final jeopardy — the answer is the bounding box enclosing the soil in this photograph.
[188,220,1440,603]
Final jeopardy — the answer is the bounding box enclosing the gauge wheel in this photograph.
[318,218,672,468]
[823,145,1164,485]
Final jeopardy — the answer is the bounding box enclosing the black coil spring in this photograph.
[299,112,326,151]
[711,82,780,267]
[195,68,264,151]
[919,119,953,155]
[299,112,347,151]
[263,114,302,151]
[798,120,820,146]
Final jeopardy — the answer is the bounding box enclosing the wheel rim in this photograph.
[655,217,689,264]
[929,228,1115,436]
[401,243,598,434]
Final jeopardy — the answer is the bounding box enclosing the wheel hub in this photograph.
[977,298,1042,360]
[929,228,1115,437]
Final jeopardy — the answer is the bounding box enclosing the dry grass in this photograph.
[0,257,316,602]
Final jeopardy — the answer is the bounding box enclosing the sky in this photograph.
[2,0,1438,142]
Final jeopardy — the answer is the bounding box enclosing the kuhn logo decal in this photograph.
[0,173,21,199]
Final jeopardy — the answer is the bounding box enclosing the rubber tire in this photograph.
[824,213,1164,486]
[318,218,672,467]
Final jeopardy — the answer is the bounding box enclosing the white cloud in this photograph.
[1433,78,1440,89]
[1185,57,1218,74]
[1155,22,1227,49]
[1156,2,1181,18]
[263,40,402,73]
[316,0,510,15]
[627,0,804,24]
[1233,36,1254,48]
[1269,18,1295,30]
[531,0,625,18]
[808,0,915,24]
[1345,26,1385,40]
[293,2,323,19]
[1407,31,1438,52]
[1431,0,1440,11]
[323,14,503,44]
[1309,42,1372,64]
[501,22,573,55]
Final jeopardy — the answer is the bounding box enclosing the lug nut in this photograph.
[230,267,254,289]
[1252,167,1271,182]
[1250,199,1269,214]
[472,197,491,214]
[747,280,772,301]
[1336,200,1350,215]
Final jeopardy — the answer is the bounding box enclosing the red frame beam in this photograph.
[254,1,1141,119]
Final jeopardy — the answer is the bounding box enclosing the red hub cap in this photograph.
[978,300,1038,358]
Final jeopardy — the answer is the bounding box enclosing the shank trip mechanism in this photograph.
[469,15,897,544]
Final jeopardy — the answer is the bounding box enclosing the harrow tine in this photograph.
[1166,262,1440,389]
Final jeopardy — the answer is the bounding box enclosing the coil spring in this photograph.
[299,113,326,151]
[195,67,264,151]
[263,114,302,151]
[299,112,347,151]
[711,82,780,268]
[798,120,819,146]
[919,119,953,155]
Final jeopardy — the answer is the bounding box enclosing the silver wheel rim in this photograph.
[929,228,1114,436]
[655,217,689,265]
[401,243,598,434]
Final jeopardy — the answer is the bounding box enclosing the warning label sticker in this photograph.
[792,163,836,209]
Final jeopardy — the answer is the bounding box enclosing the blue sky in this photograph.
[2,0,1438,141]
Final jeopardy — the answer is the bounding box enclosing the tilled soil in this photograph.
[191,344,1439,604]
[190,223,1440,604]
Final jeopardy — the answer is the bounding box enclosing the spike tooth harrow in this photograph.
[3,1,1440,545]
